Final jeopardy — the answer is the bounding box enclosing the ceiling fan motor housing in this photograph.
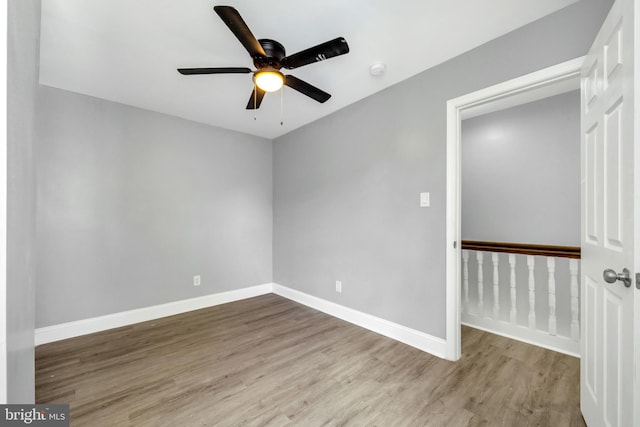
[254,39,286,70]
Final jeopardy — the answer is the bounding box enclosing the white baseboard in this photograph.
[462,316,580,358]
[35,282,448,361]
[34,284,273,346]
[272,284,447,359]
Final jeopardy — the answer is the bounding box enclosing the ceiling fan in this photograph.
[178,5,350,110]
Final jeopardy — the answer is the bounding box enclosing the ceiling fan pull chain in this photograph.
[280,87,284,126]
[253,85,257,120]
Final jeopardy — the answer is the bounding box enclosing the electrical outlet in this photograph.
[335,280,342,293]
[193,275,201,286]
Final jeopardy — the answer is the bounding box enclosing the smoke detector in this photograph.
[369,63,386,77]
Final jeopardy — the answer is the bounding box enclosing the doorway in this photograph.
[444,57,584,360]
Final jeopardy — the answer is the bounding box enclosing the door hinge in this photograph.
[453,241,457,249]
[636,272,640,290]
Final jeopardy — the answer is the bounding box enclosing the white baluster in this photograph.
[527,256,536,330]
[570,259,580,341]
[492,253,499,320]
[477,251,484,317]
[508,254,516,324]
[462,250,470,314]
[547,257,557,335]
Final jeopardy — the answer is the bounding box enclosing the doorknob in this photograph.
[603,268,632,288]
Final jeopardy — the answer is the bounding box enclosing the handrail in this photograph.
[461,240,581,259]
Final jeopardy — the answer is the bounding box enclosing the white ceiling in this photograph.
[39,0,578,139]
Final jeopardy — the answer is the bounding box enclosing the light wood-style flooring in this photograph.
[36,294,584,426]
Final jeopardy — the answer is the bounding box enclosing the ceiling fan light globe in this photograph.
[254,71,284,92]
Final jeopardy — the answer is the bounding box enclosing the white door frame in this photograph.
[444,57,585,360]
[1,2,9,403]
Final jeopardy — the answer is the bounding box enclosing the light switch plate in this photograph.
[420,192,430,207]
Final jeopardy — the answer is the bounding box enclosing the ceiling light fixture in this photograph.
[254,70,284,92]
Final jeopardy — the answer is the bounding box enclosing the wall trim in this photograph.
[461,320,580,358]
[36,283,448,361]
[35,284,273,346]
[445,56,585,361]
[1,0,8,403]
[272,284,448,359]
[461,240,581,259]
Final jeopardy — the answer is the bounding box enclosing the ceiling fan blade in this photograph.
[246,87,266,110]
[282,37,349,69]
[213,6,267,58]
[177,67,252,75]
[284,75,331,103]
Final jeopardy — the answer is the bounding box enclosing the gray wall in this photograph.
[35,86,273,327]
[273,0,611,338]
[7,0,40,403]
[462,91,581,246]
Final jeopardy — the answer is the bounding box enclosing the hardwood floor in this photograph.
[36,294,585,426]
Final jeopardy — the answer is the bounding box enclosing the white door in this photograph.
[580,0,637,426]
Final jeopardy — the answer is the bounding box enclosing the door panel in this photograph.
[585,125,599,245]
[603,99,623,250]
[580,0,635,426]
[584,275,598,401]
[603,288,622,426]
[604,26,622,79]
